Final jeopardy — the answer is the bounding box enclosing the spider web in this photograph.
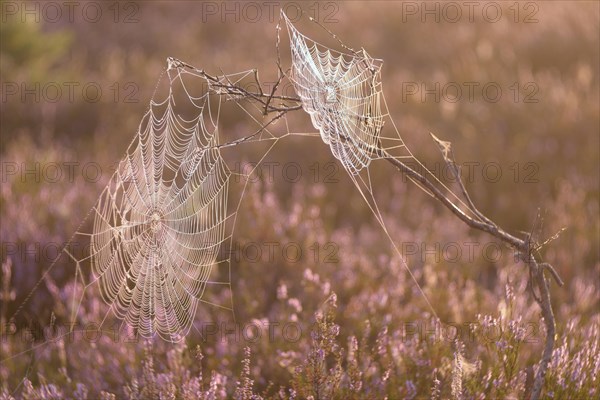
[2,59,297,394]
[281,12,487,321]
[7,62,241,343]
[285,17,385,175]
[90,69,233,341]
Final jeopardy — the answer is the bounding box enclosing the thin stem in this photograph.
[529,255,557,400]
[382,152,523,248]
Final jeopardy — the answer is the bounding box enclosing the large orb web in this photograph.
[90,70,231,342]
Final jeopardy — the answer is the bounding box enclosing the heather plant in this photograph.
[1,249,599,399]
[544,321,600,398]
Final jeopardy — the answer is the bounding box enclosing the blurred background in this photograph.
[1,1,598,398]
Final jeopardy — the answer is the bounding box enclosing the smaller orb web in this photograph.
[283,12,387,175]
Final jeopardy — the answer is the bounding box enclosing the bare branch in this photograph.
[168,58,302,114]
